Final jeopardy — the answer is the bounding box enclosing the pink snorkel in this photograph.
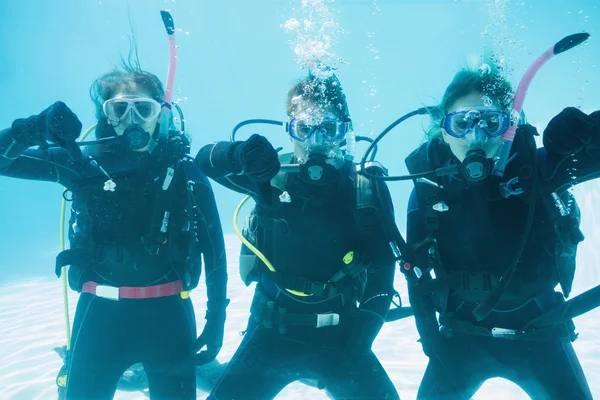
[161,10,178,105]
[154,10,178,151]
[492,32,590,177]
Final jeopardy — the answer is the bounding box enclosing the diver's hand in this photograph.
[45,101,82,146]
[232,134,280,182]
[10,102,81,148]
[194,299,230,366]
[543,107,598,156]
[10,106,51,147]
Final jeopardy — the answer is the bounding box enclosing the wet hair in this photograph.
[426,61,514,141]
[89,59,164,138]
[286,73,351,122]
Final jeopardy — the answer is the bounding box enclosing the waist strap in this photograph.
[250,295,341,334]
[262,269,340,299]
[82,280,184,301]
[56,246,145,277]
[412,270,498,296]
[441,316,577,342]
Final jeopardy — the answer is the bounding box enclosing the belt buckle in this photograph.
[316,313,340,328]
[491,327,516,338]
[96,285,120,301]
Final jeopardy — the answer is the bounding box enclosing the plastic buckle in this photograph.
[491,327,516,338]
[316,313,340,328]
[95,285,120,301]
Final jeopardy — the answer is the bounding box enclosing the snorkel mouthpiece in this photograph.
[492,32,590,178]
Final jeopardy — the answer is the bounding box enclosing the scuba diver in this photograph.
[361,33,596,399]
[195,73,401,399]
[0,13,228,399]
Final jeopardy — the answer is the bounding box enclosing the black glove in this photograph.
[11,101,81,148]
[45,101,82,146]
[10,109,49,148]
[231,134,280,182]
[543,107,598,156]
[194,299,229,365]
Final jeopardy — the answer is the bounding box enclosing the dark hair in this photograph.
[286,73,350,122]
[89,60,164,138]
[426,62,514,141]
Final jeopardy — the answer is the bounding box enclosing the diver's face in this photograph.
[442,92,504,162]
[289,101,342,162]
[104,88,161,152]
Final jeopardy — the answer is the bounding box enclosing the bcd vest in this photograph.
[56,154,202,291]
[404,129,584,305]
[239,155,391,304]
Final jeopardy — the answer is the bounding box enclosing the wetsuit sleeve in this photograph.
[358,180,396,319]
[189,163,228,305]
[405,188,440,341]
[195,141,261,198]
[542,111,600,192]
[0,127,79,185]
[344,180,397,354]
[359,254,395,319]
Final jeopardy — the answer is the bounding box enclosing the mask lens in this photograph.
[290,120,320,141]
[110,101,130,120]
[481,112,508,136]
[134,101,157,119]
[447,114,471,137]
[320,120,340,139]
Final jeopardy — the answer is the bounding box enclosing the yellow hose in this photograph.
[60,123,97,350]
[233,195,311,297]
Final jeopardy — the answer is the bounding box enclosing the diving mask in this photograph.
[103,97,162,125]
[442,109,510,139]
[286,117,351,143]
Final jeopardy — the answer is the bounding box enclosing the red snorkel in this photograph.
[492,32,590,177]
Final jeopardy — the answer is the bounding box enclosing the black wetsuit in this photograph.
[404,124,599,399]
[196,143,400,400]
[0,127,228,400]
